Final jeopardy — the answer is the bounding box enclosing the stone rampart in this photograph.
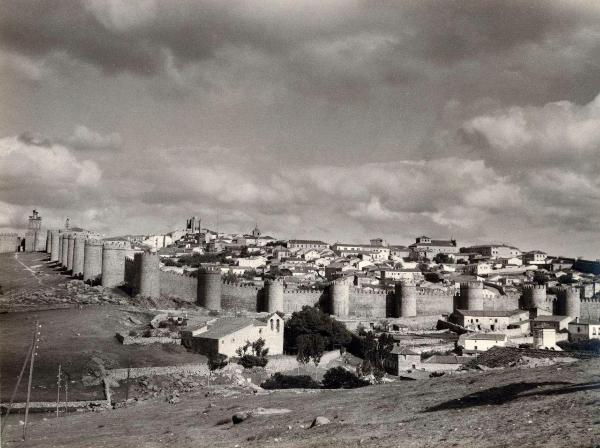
[0,233,19,254]
[159,271,197,301]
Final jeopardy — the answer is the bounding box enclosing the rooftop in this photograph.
[390,345,418,356]
[463,333,507,341]
[533,315,572,322]
[423,355,472,364]
[194,317,264,340]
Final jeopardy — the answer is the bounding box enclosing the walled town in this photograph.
[0,210,598,447]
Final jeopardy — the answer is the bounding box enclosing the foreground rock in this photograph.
[310,416,330,428]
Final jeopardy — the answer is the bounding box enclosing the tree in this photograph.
[236,338,270,369]
[284,306,352,352]
[322,367,368,389]
[434,253,454,264]
[359,332,395,381]
[207,353,228,386]
[296,333,326,378]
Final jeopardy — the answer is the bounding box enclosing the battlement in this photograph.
[266,278,284,285]
[331,278,350,286]
[416,287,455,296]
[0,233,18,237]
[85,238,104,247]
[349,287,387,295]
[460,281,483,289]
[556,285,579,294]
[199,266,221,274]
[283,288,322,295]
[103,240,131,250]
[523,283,546,290]
[221,280,259,290]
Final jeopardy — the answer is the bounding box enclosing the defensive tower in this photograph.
[101,240,130,288]
[394,280,417,317]
[83,238,103,283]
[330,279,350,317]
[138,248,160,298]
[556,285,580,318]
[197,266,222,310]
[265,278,284,313]
[460,281,484,310]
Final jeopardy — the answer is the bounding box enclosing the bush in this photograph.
[322,367,369,389]
[238,354,268,369]
[261,373,321,389]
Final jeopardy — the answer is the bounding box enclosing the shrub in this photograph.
[261,373,321,389]
[322,367,369,389]
[238,354,268,369]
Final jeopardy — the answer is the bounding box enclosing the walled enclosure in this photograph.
[395,280,417,317]
[522,283,549,311]
[265,279,284,313]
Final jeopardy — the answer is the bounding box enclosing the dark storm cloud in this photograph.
[2,0,598,78]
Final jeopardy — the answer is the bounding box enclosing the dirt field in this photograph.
[0,253,204,402]
[2,357,599,448]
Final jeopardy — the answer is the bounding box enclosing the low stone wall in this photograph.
[107,363,210,381]
[0,400,109,411]
[116,332,181,346]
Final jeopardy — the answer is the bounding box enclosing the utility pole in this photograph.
[23,321,41,441]
[56,364,62,420]
[0,332,35,437]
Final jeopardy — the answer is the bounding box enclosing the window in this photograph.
[270,319,274,331]
[276,319,280,332]
[259,329,262,334]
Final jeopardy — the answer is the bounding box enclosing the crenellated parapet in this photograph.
[522,283,547,310]
[459,281,484,310]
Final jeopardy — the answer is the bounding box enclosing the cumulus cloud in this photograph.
[0,134,102,207]
[461,93,600,171]
[64,125,122,151]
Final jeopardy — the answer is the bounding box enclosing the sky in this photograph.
[0,0,599,258]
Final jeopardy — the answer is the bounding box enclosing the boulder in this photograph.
[232,412,250,424]
[310,416,330,428]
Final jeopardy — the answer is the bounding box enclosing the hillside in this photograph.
[3,358,599,448]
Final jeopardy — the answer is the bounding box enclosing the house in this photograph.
[452,309,529,332]
[380,267,423,282]
[532,328,561,350]
[287,239,329,250]
[384,345,421,375]
[464,262,492,276]
[460,333,507,353]
[182,314,284,357]
[568,318,600,343]
[236,256,267,269]
[463,244,521,259]
[408,236,458,260]
[523,251,547,264]
[530,315,572,333]
[421,355,472,371]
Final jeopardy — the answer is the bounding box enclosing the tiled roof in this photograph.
[390,346,418,355]
[463,333,506,341]
[288,239,329,245]
[195,318,258,340]
[423,355,471,364]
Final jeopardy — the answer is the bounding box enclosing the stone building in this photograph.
[452,309,528,332]
[384,345,420,375]
[460,333,507,353]
[408,236,457,259]
[181,313,284,357]
[24,210,45,252]
[568,318,600,343]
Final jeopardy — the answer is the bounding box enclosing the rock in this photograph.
[129,315,143,325]
[232,412,250,424]
[310,416,330,428]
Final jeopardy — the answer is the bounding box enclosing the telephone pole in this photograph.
[23,321,41,441]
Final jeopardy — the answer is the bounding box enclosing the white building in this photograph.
[568,319,600,343]
[460,333,507,353]
[182,314,284,357]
